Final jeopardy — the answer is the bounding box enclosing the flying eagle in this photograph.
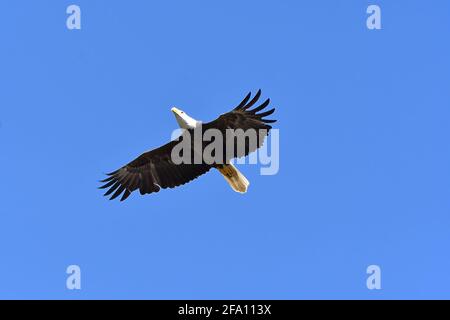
[99,90,276,201]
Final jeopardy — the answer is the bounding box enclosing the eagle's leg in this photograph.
[216,163,249,193]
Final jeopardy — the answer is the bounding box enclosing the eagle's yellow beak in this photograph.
[171,107,196,129]
[171,107,183,115]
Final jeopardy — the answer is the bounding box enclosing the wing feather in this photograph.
[100,138,211,201]
[203,90,277,160]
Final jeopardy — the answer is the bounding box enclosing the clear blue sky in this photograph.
[1,0,449,299]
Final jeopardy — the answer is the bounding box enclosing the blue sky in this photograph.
[1,0,449,299]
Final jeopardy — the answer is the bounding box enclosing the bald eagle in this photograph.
[100,90,276,201]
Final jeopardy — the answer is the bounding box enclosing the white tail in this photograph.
[217,164,250,193]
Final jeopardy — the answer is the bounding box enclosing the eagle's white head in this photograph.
[171,107,198,129]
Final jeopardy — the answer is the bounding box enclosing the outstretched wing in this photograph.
[99,137,211,201]
[202,89,276,160]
